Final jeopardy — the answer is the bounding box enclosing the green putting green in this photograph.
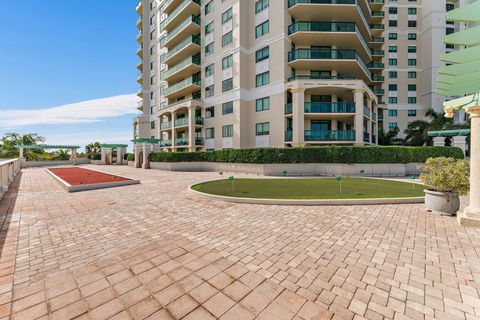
[192,177,425,199]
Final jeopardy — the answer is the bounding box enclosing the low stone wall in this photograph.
[0,158,21,200]
[149,162,424,177]
[21,158,91,168]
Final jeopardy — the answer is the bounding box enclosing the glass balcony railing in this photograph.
[288,75,356,81]
[160,122,172,129]
[285,103,293,115]
[164,35,201,62]
[370,0,384,4]
[175,138,189,146]
[371,49,385,56]
[195,117,203,125]
[369,24,384,30]
[175,118,188,127]
[164,15,200,45]
[162,76,201,96]
[372,135,377,144]
[367,63,385,69]
[285,130,293,142]
[164,55,201,78]
[374,88,385,95]
[160,139,172,147]
[364,132,370,142]
[305,102,355,113]
[370,37,385,43]
[372,75,385,81]
[195,137,204,145]
[305,130,356,141]
[288,22,370,55]
[288,48,370,79]
[363,106,371,117]
[162,0,200,29]
[372,10,385,17]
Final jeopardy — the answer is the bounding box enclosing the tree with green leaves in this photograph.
[85,142,101,159]
[0,133,46,159]
[378,127,404,146]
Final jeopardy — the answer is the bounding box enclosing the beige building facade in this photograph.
[133,0,459,150]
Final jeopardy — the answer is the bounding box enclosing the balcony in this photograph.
[371,49,384,57]
[369,0,384,9]
[305,130,356,142]
[195,137,204,146]
[160,122,172,130]
[287,0,371,36]
[195,117,204,125]
[372,75,384,82]
[305,102,355,113]
[160,139,172,147]
[364,132,370,143]
[369,37,384,45]
[369,23,384,35]
[137,31,142,43]
[288,48,371,82]
[163,15,201,49]
[363,106,371,118]
[164,55,201,83]
[175,138,189,146]
[137,73,143,84]
[136,17,142,29]
[285,103,293,115]
[137,61,143,71]
[136,2,142,14]
[163,0,186,14]
[162,76,201,99]
[371,10,385,19]
[288,22,370,60]
[136,46,143,57]
[287,75,356,82]
[163,0,200,32]
[367,62,384,70]
[374,88,385,95]
[164,36,201,66]
[137,101,143,111]
[174,117,188,127]
[378,114,384,120]
[136,88,143,98]
[372,135,377,144]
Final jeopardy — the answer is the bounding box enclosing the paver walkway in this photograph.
[0,165,479,320]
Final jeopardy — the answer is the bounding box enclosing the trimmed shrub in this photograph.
[91,153,101,160]
[126,153,135,161]
[149,146,464,164]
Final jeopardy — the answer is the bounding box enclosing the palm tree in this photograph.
[378,127,404,146]
[0,133,45,158]
[404,108,460,146]
[53,150,70,161]
[85,142,101,159]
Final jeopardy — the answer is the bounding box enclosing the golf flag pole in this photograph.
[336,176,342,193]
[411,174,416,190]
[228,176,235,192]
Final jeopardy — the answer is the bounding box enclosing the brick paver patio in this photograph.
[1,165,480,319]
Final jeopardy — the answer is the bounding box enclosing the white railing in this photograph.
[0,158,21,200]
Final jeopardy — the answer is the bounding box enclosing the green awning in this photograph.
[437,72,480,85]
[440,45,480,64]
[446,0,480,22]
[444,26,480,46]
[14,144,80,149]
[99,144,129,148]
[131,138,161,144]
[428,129,471,137]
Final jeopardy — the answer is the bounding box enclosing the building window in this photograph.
[205,64,214,77]
[205,42,214,56]
[408,110,417,116]
[408,33,417,40]
[408,59,417,66]
[205,22,214,35]
[389,59,398,66]
[408,20,417,27]
[408,45,417,53]
[389,45,398,53]
[389,84,397,91]
[389,71,398,78]
[150,121,156,129]
[255,21,269,38]
[256,97,270,112]
[222,125,233,137]
[389,33,398,40]
[256,72,269,87]
[205,1,213,15]
[222,31,233,47]
[388,110,398,117]
[205,85,214,98]
[389,20,398,27]
[222,101,233,115]
[205,106,215,118]
[255,0,269,14]
[222,78,233,92]
[222,8,233,24]
[408,7,417,14]
[389,7,397,14]
[408,97,417,103]
[388,97,398,104]
[408,71,417,79]
[408,84,417,91]
[222,55,233,69]
[256,122,270,136]
[255,46,269,63]
[388,122,398,129]
[206,128,215,139]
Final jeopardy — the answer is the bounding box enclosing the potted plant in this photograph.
[420,157,470,216]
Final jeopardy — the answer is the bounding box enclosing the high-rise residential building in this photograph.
[133,0,460,150]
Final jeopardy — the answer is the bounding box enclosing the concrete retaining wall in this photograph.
[149,162,424,177]
[21,158,91,168]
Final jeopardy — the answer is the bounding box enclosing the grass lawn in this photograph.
[192,177,425,199]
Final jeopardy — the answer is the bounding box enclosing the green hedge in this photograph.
[149,146,464,164]
[126,153,135,161]
[91,153,101,160]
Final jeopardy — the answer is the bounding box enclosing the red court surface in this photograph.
[48,167,130,186]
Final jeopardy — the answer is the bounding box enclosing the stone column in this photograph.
[171,111,176,150]
[101,147,107,165]
[433,137,446,147]
[292,88,305,146]
[142,144,150,169]
[367,98,372,144]
[134,145,141,168]
[374,105,379,145]
[117,148,124,165]
[354,90,364,145]
[188,107,196,152]
[458,107,480,227]
[72,149,78,165]
[19,148,24,159]
[452,136,467,156]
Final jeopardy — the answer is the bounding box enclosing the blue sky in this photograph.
[0,0,141,150]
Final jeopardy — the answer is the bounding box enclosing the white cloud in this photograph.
[0,94,141,128]
[42,131,135,151]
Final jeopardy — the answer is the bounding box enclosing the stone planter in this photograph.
[424,189,460,216]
